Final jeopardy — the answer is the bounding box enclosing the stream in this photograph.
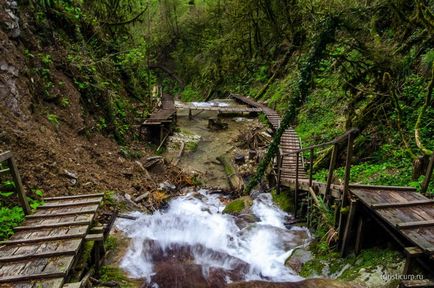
[116,190,312,287]
[115,100,312,287]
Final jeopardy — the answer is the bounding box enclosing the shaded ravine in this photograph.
[116,190,312,287]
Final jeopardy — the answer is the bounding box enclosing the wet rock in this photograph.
[285,248,313,273]
[222,196,253,215]
[234,154,245,165]
[208,117,228,130]
[159,180,176,191]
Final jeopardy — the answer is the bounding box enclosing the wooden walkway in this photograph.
[230,94,307,182]
[141,94,177,144]
[175,102,262,113]
[230,94,434,282]
[142,94,176,126]
[0,193,104,287]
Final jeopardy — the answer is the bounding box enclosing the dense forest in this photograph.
[6,0,432,190]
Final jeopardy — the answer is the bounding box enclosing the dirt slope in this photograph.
[0,0,186,201]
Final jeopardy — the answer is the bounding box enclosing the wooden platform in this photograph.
[142,94,176,126]
[0,193,104,287]
[351,187,434,255]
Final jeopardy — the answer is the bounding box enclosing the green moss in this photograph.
[300,247,403,280]
[99,266,136,288]
[223,196,252,215]
[271,188,292,212]
[185,141,199,152]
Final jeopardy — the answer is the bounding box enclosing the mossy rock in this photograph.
[223,196,253,215]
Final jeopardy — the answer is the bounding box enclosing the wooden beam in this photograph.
[14,220,91,231]
[0,249,77,263]
[39,200,101,209]
[43,193,104,201]
[325,143,338,201]
[26,210,96,219]
[397,220,434,229]
[7,155,31,215]
[421,153,434,195]
[0,151,12,162]
[349,184,417,191]
[85,233,104,241]
[0,233,86,245]
[371,200,434,209]
[0,272,66,283]
[340,199,358,257]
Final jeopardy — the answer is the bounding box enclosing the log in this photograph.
[217,154,244,193]
[173,142,185,166]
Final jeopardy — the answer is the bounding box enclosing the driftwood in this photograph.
[217,154,244,193]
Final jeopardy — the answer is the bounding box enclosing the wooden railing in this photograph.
[276,128,359,214]
[0,151,31,214]
[421,153,434,196]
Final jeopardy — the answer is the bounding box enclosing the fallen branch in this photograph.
[173,142,185,166]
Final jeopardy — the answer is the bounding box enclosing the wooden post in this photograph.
[340,199,357,256]
[7,156,31,215]
[355,217,364,255]
[188,109,192,120]
[309,147,314,187]
[276,150,282,194]
[421,153,434,195]
[325,143,338,201]
[294,152,300,218]
[342,133,354,208]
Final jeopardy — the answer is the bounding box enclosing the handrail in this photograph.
[281,128,359,157]
[0,151,31,214]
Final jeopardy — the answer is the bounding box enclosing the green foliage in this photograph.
[181,85,202,102]
[120,146,143,159]
[0,206,24,240]
[99,266,136,288]
[47,113,59,126]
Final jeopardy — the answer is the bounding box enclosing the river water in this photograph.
[116,189,312,287]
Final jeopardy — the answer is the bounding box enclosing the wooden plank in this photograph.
[0,151,12,163]
[0,233,86,245]
[372,200,434,209]
[397,220,434,229]
[43,193,104,201]
[8,156,32,215]
[85,234,104,241]
[0,272,65,283]
[39,200,101,209]
[14,220,92,231]
[26,209,96,219]
[349,184,417,191]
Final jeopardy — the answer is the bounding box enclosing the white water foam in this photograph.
[116,190,311,284]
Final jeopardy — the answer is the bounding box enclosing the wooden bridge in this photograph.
[0,151,105,287]
[231,94,434,286]
[141,93,177,144]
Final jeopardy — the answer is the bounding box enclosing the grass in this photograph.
[99,266,136,288]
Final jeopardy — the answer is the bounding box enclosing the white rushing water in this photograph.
[116,189,312,285]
